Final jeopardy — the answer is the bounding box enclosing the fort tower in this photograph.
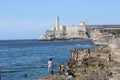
[56,16,59,30]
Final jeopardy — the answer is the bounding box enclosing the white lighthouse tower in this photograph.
[56,16,59,30]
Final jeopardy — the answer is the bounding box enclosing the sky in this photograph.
[0,0,120,40]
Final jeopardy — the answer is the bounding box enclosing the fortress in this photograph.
[40,16,120,41]
[40,16,88,40]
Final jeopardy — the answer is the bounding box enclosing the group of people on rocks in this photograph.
[57,61,76,77]
[70,48,91,61]
[48,47,113,79]
[48,57,76,78]
[58,62,65,75]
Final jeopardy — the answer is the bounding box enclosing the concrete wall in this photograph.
[40,25,88,40]
[109,38,120,49]
[65,25,87,38]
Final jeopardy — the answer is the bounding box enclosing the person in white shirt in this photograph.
[48,58,54,74]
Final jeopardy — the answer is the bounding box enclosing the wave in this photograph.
[46,55,55,59]
[75,44,98,49]
[1,66,47,74]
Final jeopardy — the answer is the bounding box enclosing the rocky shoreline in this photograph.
[35,47,120,80]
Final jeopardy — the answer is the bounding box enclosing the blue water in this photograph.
[0,39,99,80]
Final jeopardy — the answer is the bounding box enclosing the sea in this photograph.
[0,39,99,80]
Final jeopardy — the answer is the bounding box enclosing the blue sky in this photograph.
[0,0,120,40]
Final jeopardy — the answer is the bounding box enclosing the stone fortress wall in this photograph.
[40,17,88,40]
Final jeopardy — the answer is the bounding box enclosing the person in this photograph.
[0,68,2,80]
[66,60,69,72]
[108,53,112,61]
[78,59,82,67]
[58,65,62,75]
[48,58,54,74]
[87,49,91,57]
[98,60,104,70]
[61,63,65,74]
[67,66,76,78]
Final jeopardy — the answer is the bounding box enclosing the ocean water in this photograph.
[0,39,99,80]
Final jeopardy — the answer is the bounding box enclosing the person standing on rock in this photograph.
[58,65,62,75]
[48,58,54,74]
[61,62,65,74]
[87,49,91,57]
[108,53,112,61]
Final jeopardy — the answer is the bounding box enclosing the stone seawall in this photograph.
[92,37,120,49]
[108,38,120,49]
[93,40,108,46]
[92,37,109,46]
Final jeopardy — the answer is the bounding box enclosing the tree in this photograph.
[86,32,90,38]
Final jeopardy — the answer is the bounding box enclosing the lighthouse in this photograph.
[56,16,59,30]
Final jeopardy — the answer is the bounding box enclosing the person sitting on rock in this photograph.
[98,61,104,70]
[67,66,76,78]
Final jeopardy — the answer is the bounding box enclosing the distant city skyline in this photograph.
[0,0,120,40]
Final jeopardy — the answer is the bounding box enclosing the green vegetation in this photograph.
[107,30,120,35]
[86,32,90,38]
